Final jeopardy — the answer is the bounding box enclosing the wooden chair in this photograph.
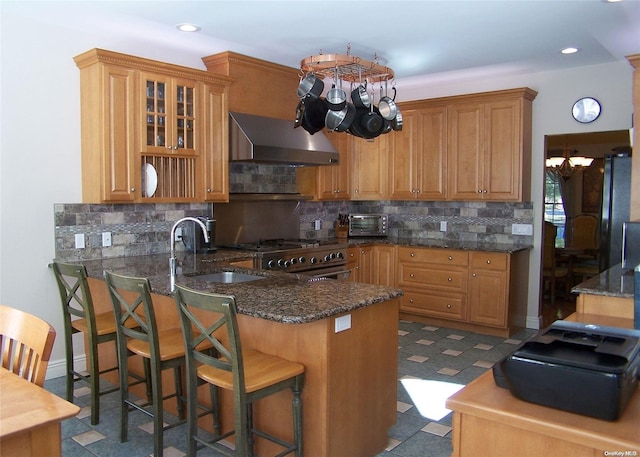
[51,261,148,425]
[0,304,56,387]
[104,270,188,457]
[542,222,569,307]
[572,214,599,257]
[174,284,304,457]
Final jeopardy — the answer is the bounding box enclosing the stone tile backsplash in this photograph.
[54,203,210,261]
[229,163,297,194]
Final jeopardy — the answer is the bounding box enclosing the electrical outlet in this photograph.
[174,227,182,241]
[102,232,112,247]
[512,224,533,236]
[440,221,447,232]
[74,233,85,249]
[335,314,351,333]
[313,219,322,230]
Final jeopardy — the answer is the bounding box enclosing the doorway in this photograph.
[541,129,631,327]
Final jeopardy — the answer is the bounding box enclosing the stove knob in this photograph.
[324,255,331,262]
[284,260,291,268]
[310,257,318,264]
[277,259,286,267]
[298,256,306,264]
[336,252,344,259]
[329,252,336,259]
[289,257,297,265]
[267,260,276,269]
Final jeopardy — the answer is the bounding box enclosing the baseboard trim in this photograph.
[46,354,86,380]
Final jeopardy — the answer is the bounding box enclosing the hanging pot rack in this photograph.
[300,52,394,84]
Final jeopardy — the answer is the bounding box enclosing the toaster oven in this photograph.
[348,214,388,237]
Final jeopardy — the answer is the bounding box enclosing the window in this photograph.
[544,170,566,247]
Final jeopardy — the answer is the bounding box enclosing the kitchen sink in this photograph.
[194,271,266,284]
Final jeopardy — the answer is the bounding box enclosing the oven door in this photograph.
[299,264,352,281]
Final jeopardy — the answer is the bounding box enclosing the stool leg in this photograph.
[209,383,221,437]
[292,376,303,457]
[174,366,185,420]
[151,359,164,457]
[143,358,152,402]
[246,403,254,457]
[89,341,100,425]
[65,333,74,404]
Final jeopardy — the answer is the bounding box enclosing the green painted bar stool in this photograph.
[104,270,188,457]
[51,261,148,425]
[174,284,305,457]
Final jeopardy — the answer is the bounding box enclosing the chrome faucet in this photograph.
[169,217,210,292]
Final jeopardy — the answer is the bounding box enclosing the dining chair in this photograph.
[51,261,149,425]
[542,222,569,307]
[104,270,188,457]
[0,304,56,387]
[174,284,304,457]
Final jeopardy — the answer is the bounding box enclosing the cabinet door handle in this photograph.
[448,277,452,282]
[447,304,452,309]
[483,189,488,193]
[410,252,415,257]
[410,273,415,278]
[207,188,212,193]
[409,299,414,303]
[130,187,135,192]
[486,259,491,264]
[472,273,477,277]
[448,256,453,260]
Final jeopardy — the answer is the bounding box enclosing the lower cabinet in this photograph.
[347,244,396,287]
[397,245,528,337]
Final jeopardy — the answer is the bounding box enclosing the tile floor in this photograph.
[44,320,536,457]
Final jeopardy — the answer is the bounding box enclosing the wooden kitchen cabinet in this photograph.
[468,252,509,327]
[397,246,529,336]
[352,136,389,200]
[74,48,232,203]
[389,105,447,200]
[397,246,469,321]
[447,88,536,201]
[316,132,351,200]
[372,245,397,287]
[201,82,229,201]
[347,246,373,284]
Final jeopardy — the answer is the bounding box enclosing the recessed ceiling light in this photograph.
[176,23,201,32]
[560,47,580,55]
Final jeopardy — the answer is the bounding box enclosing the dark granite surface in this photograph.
[347,236,532,253]
[77,250,403,324]
[571,264,635,298]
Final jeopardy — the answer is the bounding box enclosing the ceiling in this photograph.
[20,1,640,87]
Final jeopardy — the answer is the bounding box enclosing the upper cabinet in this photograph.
[317,132,351,200]
[74,49,232,203]
[389,105,447,200]
[447,88,536,201]
[352,135,389,200]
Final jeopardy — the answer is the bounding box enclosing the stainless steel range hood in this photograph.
[229,112,339,166]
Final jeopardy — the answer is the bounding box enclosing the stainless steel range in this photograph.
[223,239,350,279]
[214,200,351,279]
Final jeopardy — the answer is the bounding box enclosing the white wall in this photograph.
[0,4,634,377]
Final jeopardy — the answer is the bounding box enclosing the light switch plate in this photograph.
[512,224,533,236]
[335,314,351,333]
[102,232,112,247]
[440,221,447,232]
[75,233,85,249]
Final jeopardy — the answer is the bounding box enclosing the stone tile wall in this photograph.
[54,203,210,261]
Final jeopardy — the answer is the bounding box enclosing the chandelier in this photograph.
[546,144,594,178]
[295,45,400,139]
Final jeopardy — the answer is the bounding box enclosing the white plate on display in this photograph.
[143,163,158,198]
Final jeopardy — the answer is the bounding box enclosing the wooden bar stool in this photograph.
[51,261,149,425]
[104,270,188,457]
[174,284,304,457]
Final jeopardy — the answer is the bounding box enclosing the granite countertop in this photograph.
[571,264,635,298]
[77,251,403,324]
[342,236,532,253]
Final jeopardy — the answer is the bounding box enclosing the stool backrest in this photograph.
[51,261,98,337]
[173,285,246,398]
[104,271,161,362]
[0,304,56,386]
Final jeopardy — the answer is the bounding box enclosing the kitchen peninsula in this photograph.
[76,251,403,457]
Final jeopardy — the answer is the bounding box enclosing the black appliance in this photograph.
[182,217,216,254]
[493,321,640,421]
[600,152,632,271]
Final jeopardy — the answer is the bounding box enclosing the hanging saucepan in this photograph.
[301,97,328,135]
[392,108,403,131]
[297,72,324,101]
[351,69,371,109]
[294,95,309,128]
[348,107,369,138]
[326,102,356,132]
[360,89,384,138]
[378,82,398,121]
[326,68,346,111]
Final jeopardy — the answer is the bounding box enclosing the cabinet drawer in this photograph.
[400,290,466,320]
[398,246,468,266]
[469,252,508,271]
[399,264,467,291]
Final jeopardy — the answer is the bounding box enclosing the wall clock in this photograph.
[572,97,601,123]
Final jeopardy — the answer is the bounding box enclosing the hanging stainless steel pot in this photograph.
[392,108,403,131]
[378,83,398,121]
[326,68,346,111]
[297,72,324,101]
[326,102,355,132]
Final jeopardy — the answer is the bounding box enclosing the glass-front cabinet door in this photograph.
[140,72,200,200]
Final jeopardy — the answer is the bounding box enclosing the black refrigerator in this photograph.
[599,153,632,271]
